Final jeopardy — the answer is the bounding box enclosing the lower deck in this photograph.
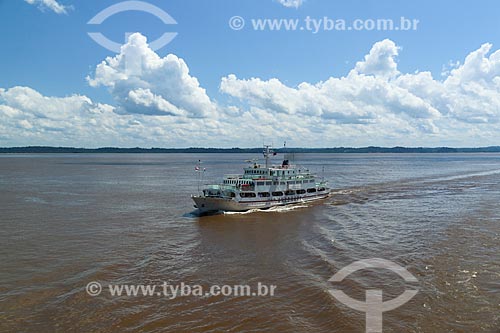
[193,188,330,214]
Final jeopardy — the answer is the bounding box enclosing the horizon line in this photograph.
[2,145,500,152]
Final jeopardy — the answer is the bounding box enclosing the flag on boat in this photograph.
[195,159,202,171]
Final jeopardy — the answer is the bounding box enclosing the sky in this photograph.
[1,0,500,147]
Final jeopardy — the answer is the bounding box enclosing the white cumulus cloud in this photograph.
[352,39,400,79]
[220,39,500,145]
[87,33,217,118]
[220,39,439,133]
[277,0,304,8]
[3,36,500,147]
[0,86,227,147]
[24,0,69,14]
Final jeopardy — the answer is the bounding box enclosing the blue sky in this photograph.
[1,0,500,147]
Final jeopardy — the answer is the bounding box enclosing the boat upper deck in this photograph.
[221,161,317,188]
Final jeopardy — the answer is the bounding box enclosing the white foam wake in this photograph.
[223,203,309,215]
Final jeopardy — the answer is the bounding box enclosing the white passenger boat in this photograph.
[192,146,330,214]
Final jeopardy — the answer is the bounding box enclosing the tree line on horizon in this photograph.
[2,146,500,153]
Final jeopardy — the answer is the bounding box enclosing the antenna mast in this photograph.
[263,145,274,168]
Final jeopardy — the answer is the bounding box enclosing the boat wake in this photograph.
[223,203,310,215]
[420,168,500,183]
[265,204,310,213]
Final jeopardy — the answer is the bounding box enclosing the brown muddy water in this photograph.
[0,153,499,332]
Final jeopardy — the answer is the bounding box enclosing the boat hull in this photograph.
[192,191,330,214]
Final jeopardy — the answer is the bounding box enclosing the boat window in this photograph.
[272,191,283,196]
[318,187,326,191]
[307,188,317,193]
[285,190,295,195]
[257,182,264,186]
[241,184,254,190]
[258,192,270,197]
[240,192,256,198]
[273,181,279,186]
[265,181,272,185]
[296,189,306,194]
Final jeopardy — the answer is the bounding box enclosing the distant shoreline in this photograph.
[2,146,500,154]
